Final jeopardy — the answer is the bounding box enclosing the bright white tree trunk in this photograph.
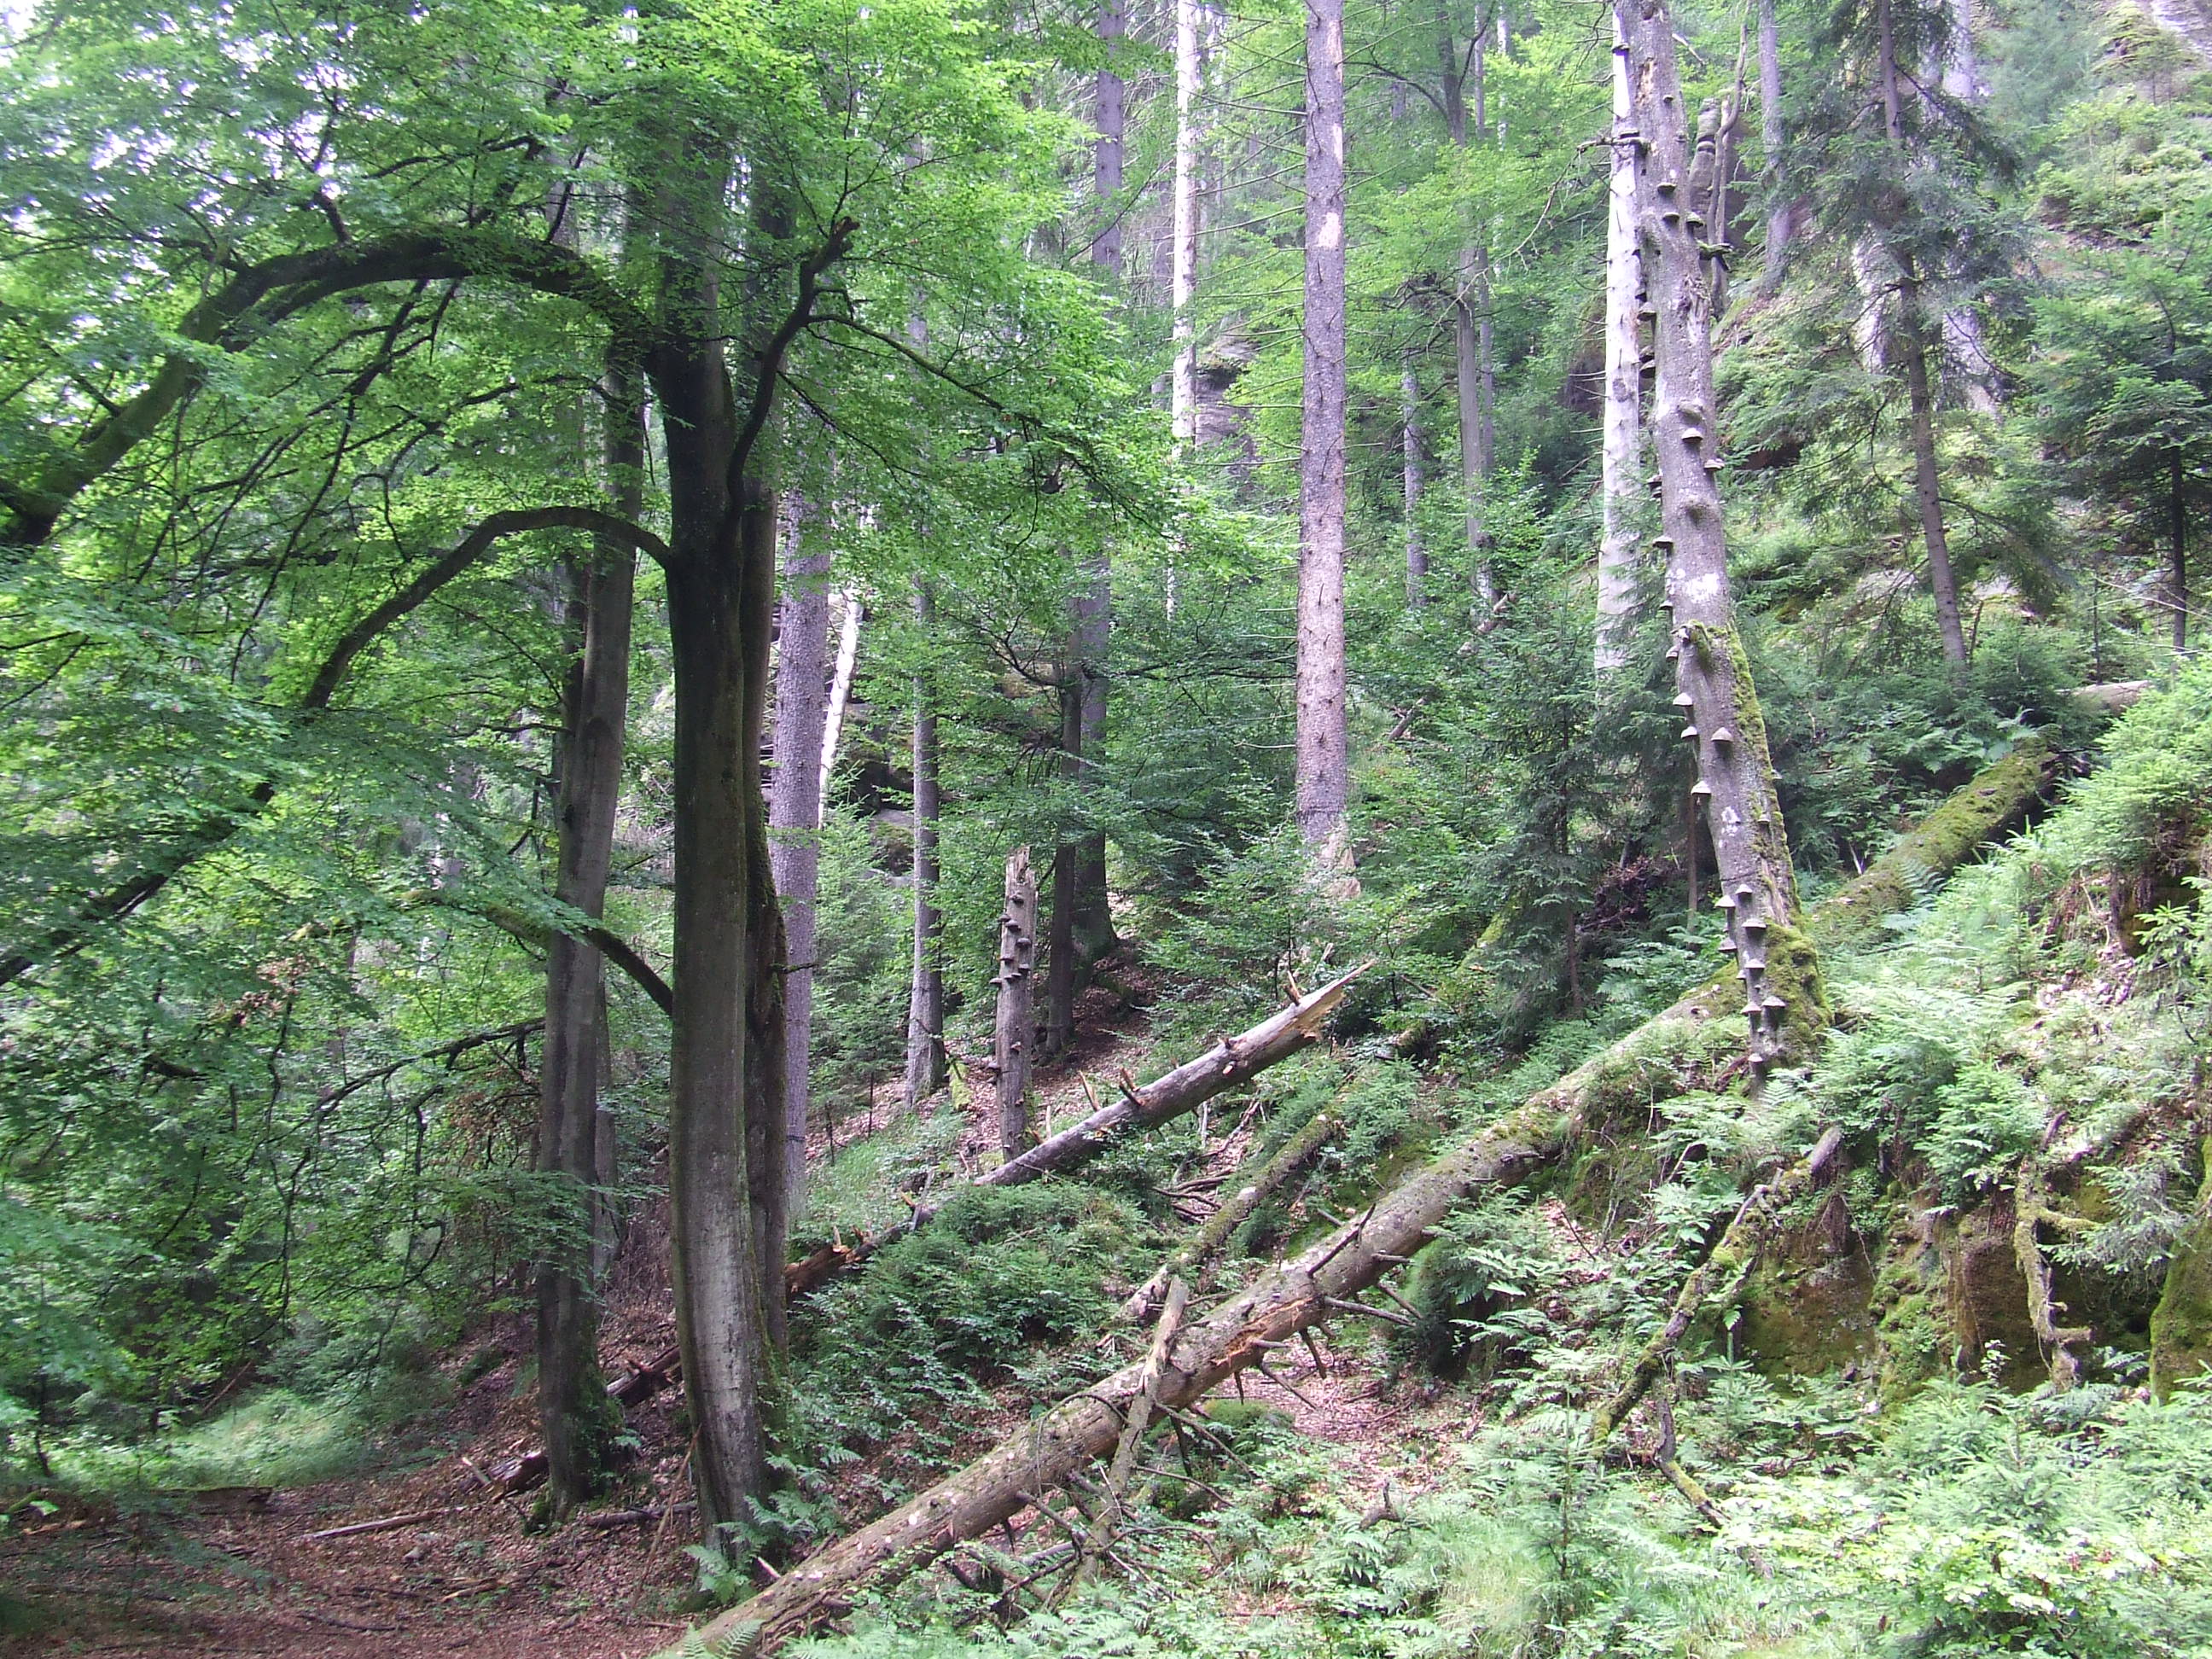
[818,585,863,819]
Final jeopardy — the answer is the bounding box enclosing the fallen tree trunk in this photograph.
[672,1084,1575,1656]
[1803,737,2054,952]
[783,963,1374,1297]
[492,970,1374,1495]
[657,747,2057,1654]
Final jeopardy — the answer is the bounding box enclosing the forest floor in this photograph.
[2,973,1429,1659]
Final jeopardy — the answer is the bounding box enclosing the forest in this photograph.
[3,0,2211,1653]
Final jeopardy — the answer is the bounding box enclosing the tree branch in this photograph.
[0,506,662,988]
[3,230,655,549]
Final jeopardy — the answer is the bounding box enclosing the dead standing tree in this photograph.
[993,846,1039,1160]
[1625,0,1825,1073]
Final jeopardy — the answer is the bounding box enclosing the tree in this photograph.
[768,486,835,1222]
[1297,0,1353,867]
[1595,7,1644,681]
[1626,0,1825,1068]
[536,347,647,1516]
[2033,159,2212,651]
[1791,0,2015,669]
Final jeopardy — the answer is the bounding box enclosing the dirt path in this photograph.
[4,971,1376,1657]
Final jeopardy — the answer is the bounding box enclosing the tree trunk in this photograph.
[1048,560,1114,1057]
[654,148,809,1528]
[1402,359,1427,607]
[1873,0,1971,670]
[1046,37,1127,1057]
[1296,0,1351,866]
[1438,11,1496,617]
[1072,560,1115,967]
[1596,9,1644,683]
[1170,0,1202,454]
[818,588,862,816]
[535,363,643,1518]
[1755,0,1790,288]
[664,524,777,1531]
[1627,0,1825,1073]
[1094,0,1127,278]
[768,492,832,1218]
[904,580,947,1112]
[2174,452,2191,652]
[993,846,1039,1160]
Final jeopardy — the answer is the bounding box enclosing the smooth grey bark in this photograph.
[1403,359,1428,606]
[536,360,643,1518]
[1596,9,1644,683]
[1872,0,1971,668]
[768,492,832,1216]
[1095,0,1127,276]
[1296,0,1352,864]
[992,846,1039,1159]
[903,580,947,1110]
[1626,0,1825,1072]
[655,163,847,1528]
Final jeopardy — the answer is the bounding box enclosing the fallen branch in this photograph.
[1119,1101,1342,1323]
[1063,1278,1190,1601]
[301,1505,475,1541]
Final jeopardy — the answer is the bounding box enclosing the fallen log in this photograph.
[655,749,2055,1655]
[669,1084,1575,1656]
[783,963,1375,1298]
[491,971,1374,1497]
[1804,737,2054,953]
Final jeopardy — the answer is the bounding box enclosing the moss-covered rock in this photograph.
[1871,1207,1953,1402]
[1940,1196,2046,1392]
[2151,1161,2212,1399]
[1736,1185,1876,1376]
